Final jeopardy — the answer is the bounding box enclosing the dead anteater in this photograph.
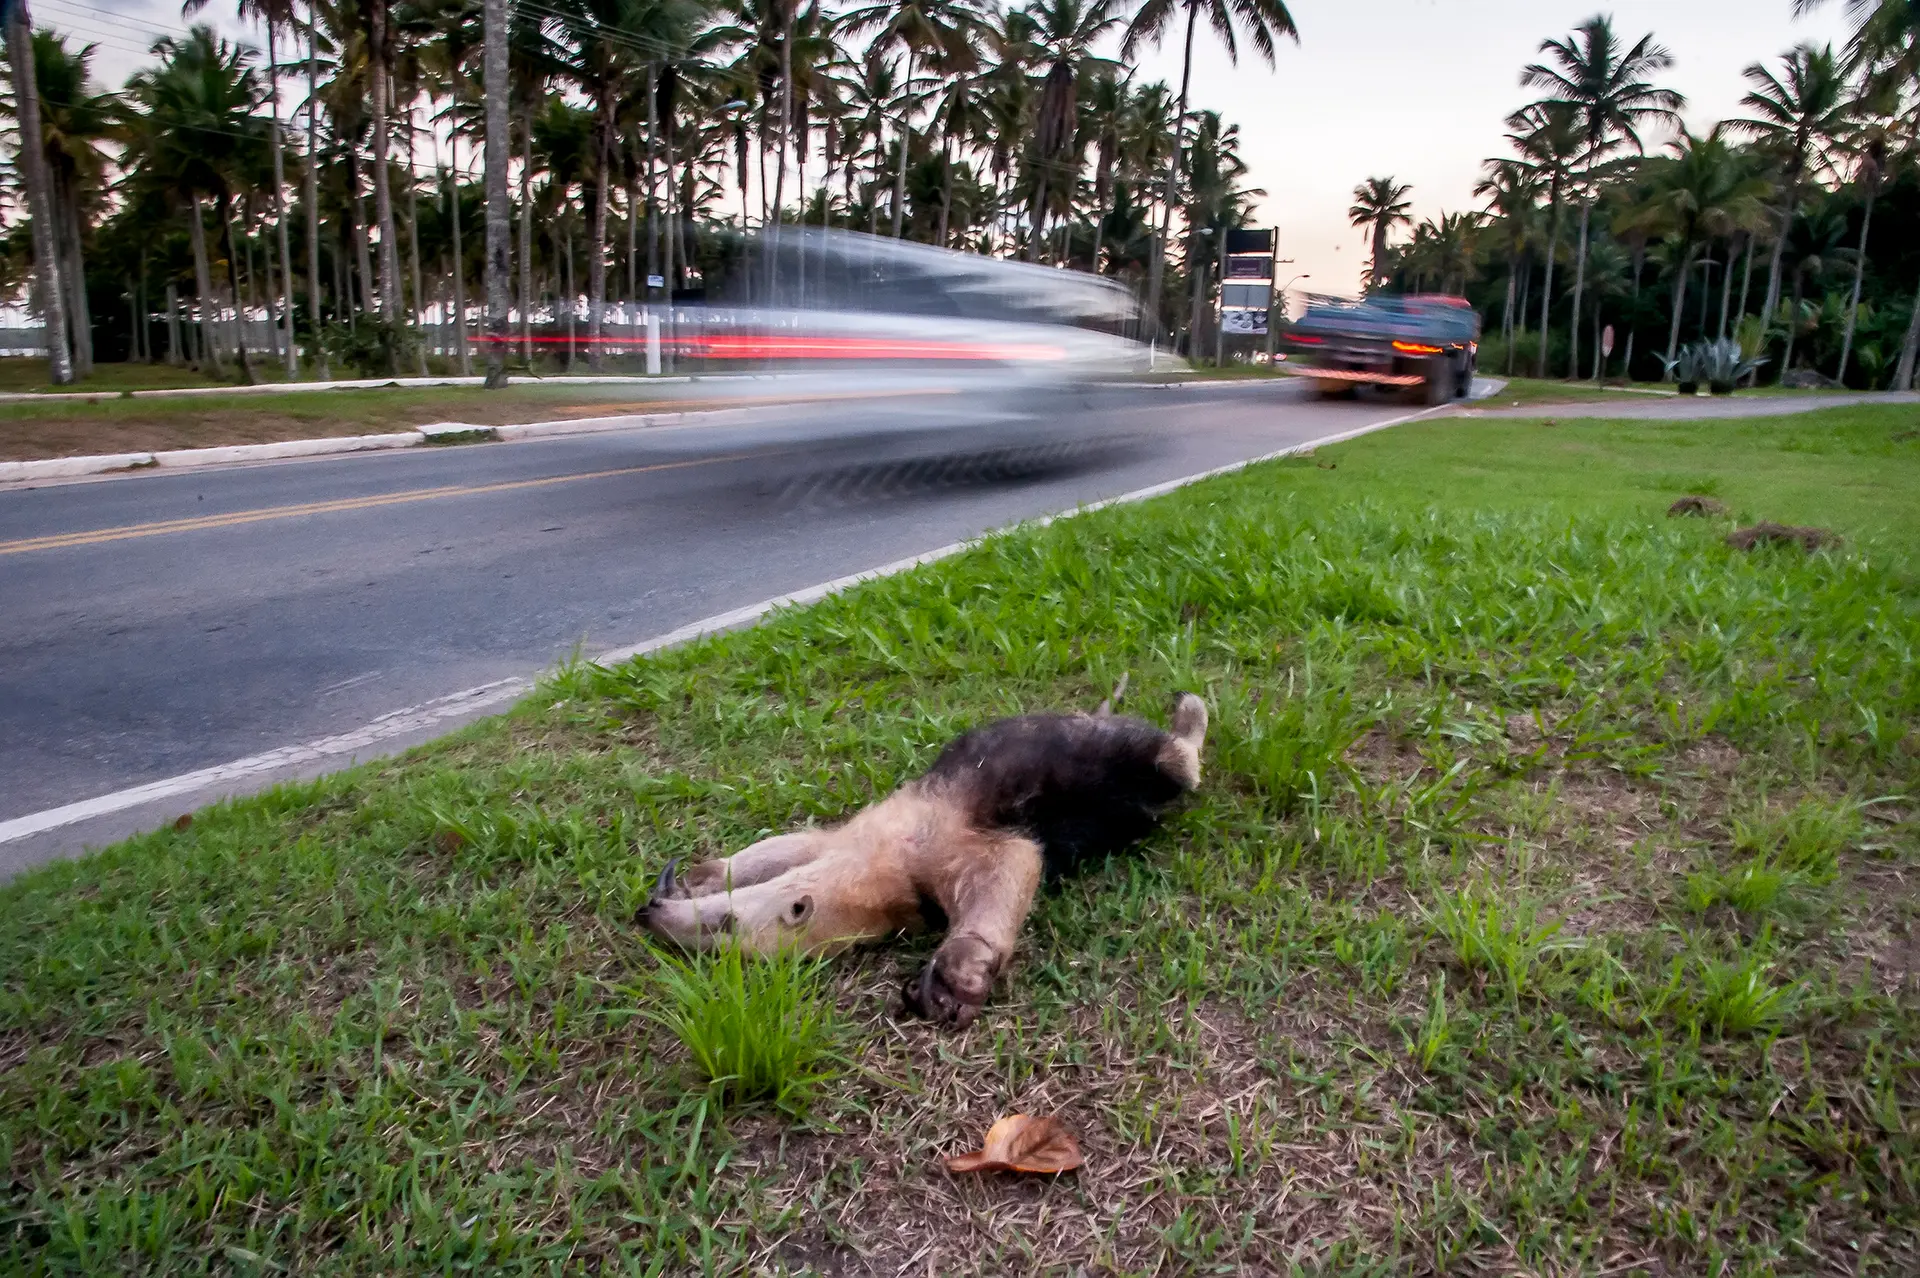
[1726,521,1842,552]
[638,690,1209,1028]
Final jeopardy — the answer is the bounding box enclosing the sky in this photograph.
[1126,0,1857,305]
[47,0,1860,308]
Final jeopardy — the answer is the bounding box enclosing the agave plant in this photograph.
[1663,343,1706,394]
[1701,337,1767,394]
[1665,338,1766,395]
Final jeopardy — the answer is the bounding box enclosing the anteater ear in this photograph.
[786,894,815,926]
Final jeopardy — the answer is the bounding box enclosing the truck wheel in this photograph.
[1422,360,1451,405]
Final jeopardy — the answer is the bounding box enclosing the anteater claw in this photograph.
[642,858,679,911]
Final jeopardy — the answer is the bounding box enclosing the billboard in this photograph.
[1226,228,1275,255]
[1221,308,1268,335]
[1222,282,1271,309]
[1226,254,1271,279]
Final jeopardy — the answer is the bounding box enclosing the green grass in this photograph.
[647,945,844,1114]
[3,405,1918,1272]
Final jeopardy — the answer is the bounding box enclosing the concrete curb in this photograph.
[0,401,786,484]
[0,372,726,406]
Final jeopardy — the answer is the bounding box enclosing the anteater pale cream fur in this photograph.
[638,691,1208,1027]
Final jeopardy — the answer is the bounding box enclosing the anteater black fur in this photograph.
[919,712,1189,879]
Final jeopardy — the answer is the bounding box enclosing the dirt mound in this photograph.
[1726,521,1842,552]
[1668,495,1728,517]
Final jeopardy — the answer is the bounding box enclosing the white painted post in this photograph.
[645,309,661,376]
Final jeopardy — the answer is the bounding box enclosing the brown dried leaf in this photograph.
[945,1113,1083,1175]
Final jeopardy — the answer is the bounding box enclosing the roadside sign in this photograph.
[1226,228,1274,255]
[647,274,666,289]
[1226,255,1271,279]
[1601,325,1615,358]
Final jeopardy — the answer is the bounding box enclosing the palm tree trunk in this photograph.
[1717,239,1736,340]
[626,166,638,304]
[1836,188,1873,386]
[1566,189,1591,380]
[56,173,93,375]
[771,5,794,237]
[265,23,297,376]
[165,282,182,364]
[348,148,376,317]
[218,190,255,383]
[1026,171,1049,263]
[450,156,470,375]
[589,97,611,369]
[5,2,72,384]
[484,0,512,387]
[1759,189,1794,333]
[520,99,534,360]
[1536,195,1562,379]
[368,0,401,328]
[188,193,223,374]
[1147,2,1198,337]
[890,48,913,237]
[562,219,576,370]
[1736,233,1755,324]
[307,25,327,378]
[1664,242,1694,375]
[1781,266,1806,375]
[408,124,429,375]
[1896,287,1920,391]
[1510,255,1529,376]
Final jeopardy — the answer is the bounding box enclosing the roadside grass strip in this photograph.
[3,407,1918,1273]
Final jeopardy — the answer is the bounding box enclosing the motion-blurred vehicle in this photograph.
[1279,293,1479,404]
[661,228,1155,382]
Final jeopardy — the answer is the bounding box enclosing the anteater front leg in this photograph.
[904,834,1043,1029]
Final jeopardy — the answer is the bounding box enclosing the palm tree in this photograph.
[838,0,985,237]
[2,0,73,383]
[1519,15,1681,379]
[1022,0,1122,261]
[1620,128,1770,375]
[363,0,403,323]
[24,31,115,376]
[1348,176,1410,291]
[125,26,272,380]
[1476,158,1537,369]
[1835,110,1890,385]
[185,0,301,374]
[1800,0,1920,387]
[1182,107,1256,358]
[1122,0,1295,336]
[1725,43,1850,351]
[1083,69,1127,272]
[1506,100,1582,378]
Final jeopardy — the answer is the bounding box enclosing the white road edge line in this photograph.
[0,402,1450,848]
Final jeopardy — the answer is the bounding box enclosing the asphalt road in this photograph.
[0,376,1444,871]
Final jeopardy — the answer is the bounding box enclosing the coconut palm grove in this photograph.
[2,0,1918,388]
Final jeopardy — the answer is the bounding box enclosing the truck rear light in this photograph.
[1291,334,1324,344]
[1392,340,1443,355]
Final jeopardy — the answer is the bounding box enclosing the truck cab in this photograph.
[1281,293,1480,404]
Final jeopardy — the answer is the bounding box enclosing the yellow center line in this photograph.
[0,452,764,557]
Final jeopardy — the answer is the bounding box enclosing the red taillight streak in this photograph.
[1392,340,1444,355]
[472,332,1066,361]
